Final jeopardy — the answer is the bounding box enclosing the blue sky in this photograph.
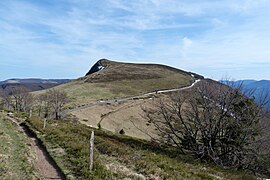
[1,0,270,81]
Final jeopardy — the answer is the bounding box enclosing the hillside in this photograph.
[25,60,264,179]
[25,115,255,179]
[45,59,201,139]
[84,58,203,82]
[0,78,70,93]
[56,59,200,104]
[0,112,39,179]
[220,80,270,109]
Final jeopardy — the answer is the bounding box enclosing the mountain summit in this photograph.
[85,59,203,83]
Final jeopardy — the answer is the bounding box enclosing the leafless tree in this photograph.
[7,87,33,112]
[0,90,12,110]
[34,89,68,130]
[35,88,68,120]
[46,89,68,120]
[143,79,269,171]
[36,93,51,120]
[36,94,43,120]
[0,87,33,113]
[21,91,33,113]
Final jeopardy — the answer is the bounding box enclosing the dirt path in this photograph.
[7,116,65,180]
[33,138,62,180]
[66,79,202,114]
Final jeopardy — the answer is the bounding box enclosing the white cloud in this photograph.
[1,0,270,80]
[182,37,192,48]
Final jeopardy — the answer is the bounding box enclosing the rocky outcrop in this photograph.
[85,59,106,76]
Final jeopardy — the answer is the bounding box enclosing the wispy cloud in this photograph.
[0,0,270,80]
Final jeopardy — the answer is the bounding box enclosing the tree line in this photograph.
[0,86,68,120]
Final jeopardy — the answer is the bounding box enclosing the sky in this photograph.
[1,0,270,81]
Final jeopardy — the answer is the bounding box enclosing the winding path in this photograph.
[6,116,65,180]
[65,79,201,113]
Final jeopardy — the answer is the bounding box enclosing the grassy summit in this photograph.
[54,59,196,105]
[33,59,201,139]
[85,58,194,82]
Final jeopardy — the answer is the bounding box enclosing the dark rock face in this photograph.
[85,60,105,76]
[119,129,125,135]
[189,72,204,79]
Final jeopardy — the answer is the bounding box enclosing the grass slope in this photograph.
[72,97,159,140]
[32,60,196,140]
[43,59,194,106]
[20,59,257,178]
[0,112,39,179]
[26,115,255,179]
[84,59,193,82]
[32,60,196,139]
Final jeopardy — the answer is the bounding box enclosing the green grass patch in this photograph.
[33,72,193,108]
[26,115,256,179]
[0,115,39,179]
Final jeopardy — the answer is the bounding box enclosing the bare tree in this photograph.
[21,91,33,113]
[47,89,68,120]
[0,90,12,110]
[10,87,33,112]
[35,88,68,121]
[143,79,269,170]
[36,93,51,120]
[36,94,44,120]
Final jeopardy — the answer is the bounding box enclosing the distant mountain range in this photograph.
[0,78,71,93]
[220,80,270,109]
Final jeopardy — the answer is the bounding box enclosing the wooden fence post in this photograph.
[43,118,47,129]
[89,130,94,171]
[29,108,32,118]
[43,113,48,130]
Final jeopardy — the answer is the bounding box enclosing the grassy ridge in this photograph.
[35,60,194,107]
[26,115,255,179]
[31,60,196,142]
[85,59,193,82]
[54,73,193,107]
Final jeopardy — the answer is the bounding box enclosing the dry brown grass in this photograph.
[71,97,159,140]
[84,59,191,82]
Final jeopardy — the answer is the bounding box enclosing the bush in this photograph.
[143,80,269,173]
